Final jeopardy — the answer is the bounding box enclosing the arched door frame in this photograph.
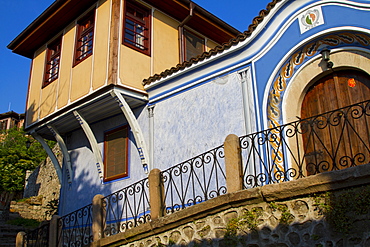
[282,48,370,125]
[262,31,370,174]
[263,31,370,131]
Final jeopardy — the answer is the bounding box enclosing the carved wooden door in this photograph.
[301,69,370,174]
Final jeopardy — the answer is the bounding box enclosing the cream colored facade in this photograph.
[25,0,225,127]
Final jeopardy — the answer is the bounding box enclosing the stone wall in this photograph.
[122,192,370,247]
[96,163,370,247]
[12,144,62,221]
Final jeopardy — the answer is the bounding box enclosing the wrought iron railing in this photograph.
[23,100,370,245]
[26,222,49,247]
[161,145,226,214]
[57,203,93,247]
[241,100,370,188]
[103,178,150,236]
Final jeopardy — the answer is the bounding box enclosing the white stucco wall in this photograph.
[151,72,246,170]
[59,107,149,215]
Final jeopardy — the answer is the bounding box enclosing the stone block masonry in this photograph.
[12,144,62,221]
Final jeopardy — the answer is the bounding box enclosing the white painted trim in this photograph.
[261,26,370,130]
[150,7,155,75]
[25,59,35,127]
[47,125,73,185]
[104,0,113,86]
[111,89,150,174]
[238,68,251,135]
[248,61,261,134]
[89,4,99,93]
[148,105,155,167]
[146,0,370,102]
[31,131,62,184]
[68,20,77,105]
[25,85,147,131]
[73,110,104,181]
[117,0,124,85]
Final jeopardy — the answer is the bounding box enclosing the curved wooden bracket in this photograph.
[31,131,62,184]
[47,125,73,185]
[110,89,150,174]
[73,110,104,181]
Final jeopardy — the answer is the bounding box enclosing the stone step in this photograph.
[0,224,25,247]
[0,215,33,247]
[0,242,16,247]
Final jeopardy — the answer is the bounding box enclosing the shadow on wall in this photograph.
[59,134,114,216]
[154,217,370,247]
[23,166,41,198]
[110,162,370,247]
[58,105,149,216]
[127,188,370,247]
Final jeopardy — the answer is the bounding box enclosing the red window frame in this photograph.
[104,126,129,182]
[74,11,95,66]
[43,37,62,87]
[183,29,205,62]
[123,1,151,55]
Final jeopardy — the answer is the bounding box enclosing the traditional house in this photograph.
[0,111,24,131]
[7,0,240,215]
[8,0,370,245]
[8,0,370,218]
[143,0,370,187]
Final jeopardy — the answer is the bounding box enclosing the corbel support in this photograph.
[47,125,73,185]
[31,131,62,184]
[110,89,150,173]
[73,110,104,181]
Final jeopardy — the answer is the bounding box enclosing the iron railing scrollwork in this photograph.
[24,100,370,245]
[161,145,226,214]
[240,100,370,189]
[102,178,150,236]
[26,222,49,247]
[56,203,93,247]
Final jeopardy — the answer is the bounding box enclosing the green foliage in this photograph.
[199,225,211,237]
[45,199,59,217]
[224,207,263,244]
[0,128,54,192]
[224,203,294,244]
[225,207,262,238]
[311,234,320,240]
[154,240,166,247]
[269,202,294,225]
[168,239,176,245]
[6,217,40,228]
[313,186,370,234]
[241,207,263,231]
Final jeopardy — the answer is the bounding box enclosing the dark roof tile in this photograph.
[143,0,282,86]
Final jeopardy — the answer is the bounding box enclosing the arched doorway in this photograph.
[301,69,370,174]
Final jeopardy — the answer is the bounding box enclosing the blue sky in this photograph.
[0,0,271,114]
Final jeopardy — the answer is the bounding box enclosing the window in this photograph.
[183,29,205,61]
[123,1,150,55]
[104,126,129,181]
[74,11,95,65]
[0,120,7,130]
[43,38,61,87]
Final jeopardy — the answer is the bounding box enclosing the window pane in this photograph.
[75,11,95,64]
[44,38,61,86]
[123,1,150,54]
[184,30,204,61]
